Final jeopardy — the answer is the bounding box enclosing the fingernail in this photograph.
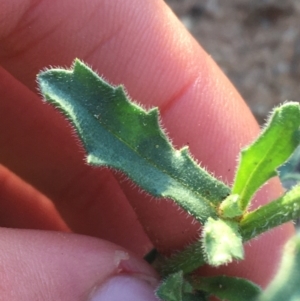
[90,275,160,301]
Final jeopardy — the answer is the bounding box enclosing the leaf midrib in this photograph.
[90,110,218,210]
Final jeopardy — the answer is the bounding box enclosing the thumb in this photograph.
[0,228,159,301]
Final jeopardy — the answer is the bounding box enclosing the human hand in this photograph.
[0,0,295,300]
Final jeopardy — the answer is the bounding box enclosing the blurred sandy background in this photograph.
[165,0,300,124]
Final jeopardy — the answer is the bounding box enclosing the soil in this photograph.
[165,0,300,124]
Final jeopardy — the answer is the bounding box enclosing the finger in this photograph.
[0,228,159,301]
[0,164,69,231]
[0,0,293,285]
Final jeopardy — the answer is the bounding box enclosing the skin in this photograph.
[0,0,295,299]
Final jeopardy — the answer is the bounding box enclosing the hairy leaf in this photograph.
[156,271,208,301]
[155,271,188,301]
[257,233,300,301]
[190,275,261,301]
[37,59,230,223]
[202,217,243,266]
[240,184,300,241]
[232,102,300,211]
[153,238,206,277]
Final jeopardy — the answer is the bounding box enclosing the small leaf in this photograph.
[153,238,206,277]
[232,102,300,211]
[240,184,300,241]
[219,194,243,218]
[156,271,209,301]
[257,232,300,301]
[190,275,262,301]
[202,217,244,266]
[37,59,230,223]
[156,271,186,301]
[156,271,203,301]
[180,292,208,301]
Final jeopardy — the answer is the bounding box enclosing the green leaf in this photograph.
[156,271,209,301]
[179,293,208,301]
[219,194,244,218]
[153,238,206,277]
[37,59,230,223]
[240,184,300,241]
[155,271,188,301]
[257,232,300,301]
[190,275,262,301]
[202,217,244,266]
[232,102,300,211]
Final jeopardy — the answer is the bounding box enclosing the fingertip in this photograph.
[89,275,159,301]
[0,229,159,300]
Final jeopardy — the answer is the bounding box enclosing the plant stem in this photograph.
[240,185,300,241]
